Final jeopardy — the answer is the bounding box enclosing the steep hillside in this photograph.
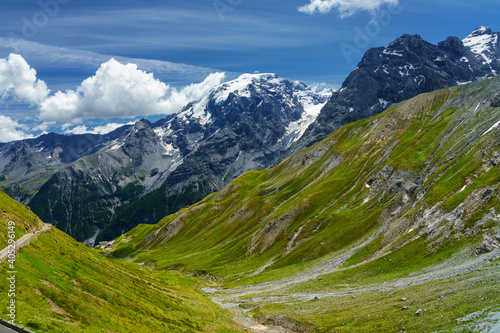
[114,76,500,331]
[26,74,329,244]
[0,192,240,332]
[288,26,500,156]
[0,187,43,248]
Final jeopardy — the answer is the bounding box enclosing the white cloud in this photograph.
[299,0,398,17]
[0,114,34,142]
[64,122,135,135]
[308,82,337,94]
[158,71,226,112]
[0,54,50,104]
[39,58,226,122]
[0,37,230,87]
[32,122,53,132]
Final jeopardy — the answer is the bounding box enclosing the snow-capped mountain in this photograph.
[287,26,500,156]
[462,26,500,75]
[169,73,330,152]
[23,73,330,243]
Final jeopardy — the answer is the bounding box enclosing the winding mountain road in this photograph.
[0,224,52,264]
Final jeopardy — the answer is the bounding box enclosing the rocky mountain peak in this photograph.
[209,73,279,105]
[391,33,425,46]
[384,34,433,55]
[468,25,493,37]
[439,35,464,48]
[463,26,498,50]
[130,119,151,130]
[286,26,500,157]
[462,26,499,76]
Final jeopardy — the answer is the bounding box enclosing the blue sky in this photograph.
[0,0,499,141]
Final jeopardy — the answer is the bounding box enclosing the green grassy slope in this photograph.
[113,77,500,331]
[115,77,499,278]
[0,192,240,332]
[0,187,43,248]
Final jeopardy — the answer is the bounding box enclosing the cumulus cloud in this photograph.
[39,58,225,122]
[0,114,34,142]
[159,71,226,112]
[0,54,50,104]
[64,122,135,135]
[308,82,336,94]
[299,0,399,17]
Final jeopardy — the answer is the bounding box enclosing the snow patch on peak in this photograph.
[213,73,279,104]
[294,88,331,117]
[153,124,173,138]
[282,86,331,148]
[469,26,492,37]
[159,141,178,156]
[107,140,123,152]
[463,27,498,75]
[177,97,212,126]
[463,33,497,58]
[378,99,390,108]
[383,48,404,57]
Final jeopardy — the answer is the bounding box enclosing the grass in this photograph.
[0,185,240,332]
[0,187,43,248]
[0,227,241,332]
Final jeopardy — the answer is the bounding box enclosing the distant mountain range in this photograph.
[0,26,498,245]
[1,74,329,244]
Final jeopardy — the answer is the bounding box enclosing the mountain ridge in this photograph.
[286,25,500,157]
[0,127,131,203]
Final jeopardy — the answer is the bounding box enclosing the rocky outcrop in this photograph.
[475,235,500,255]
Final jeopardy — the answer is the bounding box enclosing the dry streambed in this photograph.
[203,241,500,332]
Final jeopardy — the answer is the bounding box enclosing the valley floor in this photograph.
[204,242,500,332]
